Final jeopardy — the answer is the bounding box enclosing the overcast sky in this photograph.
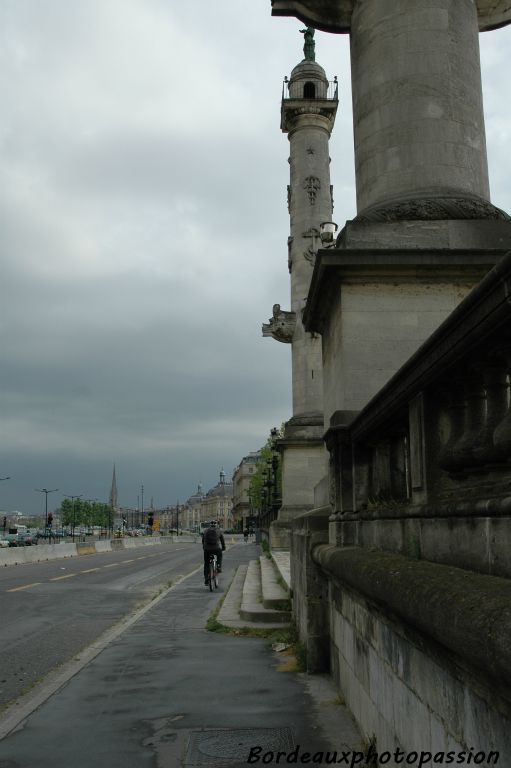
[1,2,510,517]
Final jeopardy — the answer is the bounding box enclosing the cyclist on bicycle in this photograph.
[202,520,225,584]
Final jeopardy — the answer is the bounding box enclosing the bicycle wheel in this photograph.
[213,567,218,589]
[208,560,214,591]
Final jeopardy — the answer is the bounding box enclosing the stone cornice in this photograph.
[271,0,511,33]
[303,248,503,336]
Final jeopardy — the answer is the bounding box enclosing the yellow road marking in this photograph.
[7,582,41,593]
[81,568,100,573]
[50,573,76,581]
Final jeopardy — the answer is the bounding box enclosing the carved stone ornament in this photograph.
[262,304,296,343]
[304,246,316,265]
[304,175,321,205]
[356,194,510,223]
[287,236,294,273]
[302,227,320,266]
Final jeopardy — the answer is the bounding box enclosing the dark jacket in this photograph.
[202,526,226,551]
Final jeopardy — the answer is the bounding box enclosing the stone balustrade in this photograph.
[323,249,511,576]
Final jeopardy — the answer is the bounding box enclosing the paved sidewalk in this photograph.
[0,542,361,767]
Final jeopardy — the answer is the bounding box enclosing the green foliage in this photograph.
[59,498,114,528]
[248,426,284,515]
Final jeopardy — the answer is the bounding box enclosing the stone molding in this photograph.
[312,544,511,695]
[271,0,511,33]
[281,106,337,136]
[356,194,510,224]
[303,249,503,336]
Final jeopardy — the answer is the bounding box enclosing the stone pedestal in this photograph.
[269,414,327,549]
[304,219,511,431]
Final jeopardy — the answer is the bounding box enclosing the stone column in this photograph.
[351,0,490,218]
[287,106,333,416]
[264,56,338,549]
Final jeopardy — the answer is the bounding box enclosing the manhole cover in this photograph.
[185,727,294,765]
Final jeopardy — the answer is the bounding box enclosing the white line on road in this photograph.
[7,582,42,593]
[0,564,203,740]
[50,574,76,581]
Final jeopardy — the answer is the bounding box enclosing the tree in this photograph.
[248,426,283,515]
[58,499,114,528]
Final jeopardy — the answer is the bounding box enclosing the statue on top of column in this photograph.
[300,26,315,61]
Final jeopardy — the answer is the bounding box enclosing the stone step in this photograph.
[259,555,291,611]
[218,563,291,629]
[239,560,291,624]
[270,550,291,592]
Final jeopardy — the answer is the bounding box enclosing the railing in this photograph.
[325,249,511,521]
[281,78,338,101]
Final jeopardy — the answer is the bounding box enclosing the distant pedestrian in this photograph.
[243,529,249,543]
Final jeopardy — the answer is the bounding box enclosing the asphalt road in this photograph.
[0,540,362,768]
[0,539,205,710]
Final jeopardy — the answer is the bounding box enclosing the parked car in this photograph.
[0,538,9,548]
[3,533,19,547]
[17,532,35,546]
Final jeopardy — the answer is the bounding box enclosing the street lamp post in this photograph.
[1,477,10,533]
[35,487,59,534]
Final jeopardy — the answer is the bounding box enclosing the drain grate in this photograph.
[185,727,294,765]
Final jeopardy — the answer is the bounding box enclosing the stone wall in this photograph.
[328,578,510,757]
[290,510,511,756]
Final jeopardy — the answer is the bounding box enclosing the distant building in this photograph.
[232,452,260,531]
[184,483,205,531]
[201,470,233,530]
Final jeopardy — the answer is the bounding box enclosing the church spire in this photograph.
[109,464,118,510]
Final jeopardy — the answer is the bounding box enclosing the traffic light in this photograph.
[147,512,154,527]
[47,512,53,527]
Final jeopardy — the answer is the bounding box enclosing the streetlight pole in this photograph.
[1,477,10,534]
[35,488,59,532]
[141,484,144,528]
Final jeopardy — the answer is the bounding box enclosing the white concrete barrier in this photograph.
[94,541,112,553]
[0,542,78,566]
[0,535,178,567]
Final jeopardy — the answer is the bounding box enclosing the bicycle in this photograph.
[207,553,219,591]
